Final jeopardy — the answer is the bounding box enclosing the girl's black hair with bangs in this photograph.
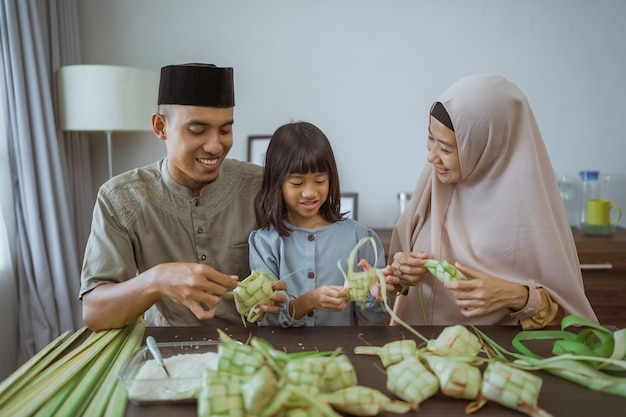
[257,121,343,236]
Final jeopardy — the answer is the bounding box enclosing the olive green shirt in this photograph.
[80,158,263,327]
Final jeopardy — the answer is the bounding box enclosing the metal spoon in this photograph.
[146,336,170,377]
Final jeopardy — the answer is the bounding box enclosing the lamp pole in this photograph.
[106,131,113,179]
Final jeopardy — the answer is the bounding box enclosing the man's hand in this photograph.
[156,262,239,320]
[82,261,239,330]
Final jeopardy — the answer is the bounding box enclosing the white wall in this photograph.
[79,0,626,228]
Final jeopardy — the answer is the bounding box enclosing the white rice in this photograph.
[127,351,218,401]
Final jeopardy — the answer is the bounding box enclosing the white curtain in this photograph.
[0,64,18,380]
[0,0,92,364]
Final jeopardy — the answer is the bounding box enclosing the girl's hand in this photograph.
[384,251,430,292]
[314,285,349,312]
[444,262,529,317]
[357,259,383,302]
[252,280,287,318]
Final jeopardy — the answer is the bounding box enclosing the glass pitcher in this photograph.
[579,170,617,235]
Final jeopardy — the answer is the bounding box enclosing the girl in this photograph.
[249,121,386,327]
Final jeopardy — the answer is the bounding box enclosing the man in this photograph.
[80,63,284,331]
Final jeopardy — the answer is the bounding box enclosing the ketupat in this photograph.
[232,269,278,325]
[250,334,291,371]
[319,353,358,392]
[241,365,278,412]
[426,324,483,358]
[320,385,412,416]
[423,259,468,283]
[473,361,553,417]
[338,236,380,304]
[283,407,332,417]
[386,356,439,409]
[340,237,431,345]
[283,357,325,389]
[354,339,418,368]
[260,385,342,417]
[422,353,482,400]
[217,329,265,375]
[282,356,326,409]
[198,370,246,417]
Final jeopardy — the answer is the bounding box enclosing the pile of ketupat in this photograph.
[356,324,553,417]
[198,324,564,417]
[0,319,146,417]
[356,317,626,416]
[198,329,413,417]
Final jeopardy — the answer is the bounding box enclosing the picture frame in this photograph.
[247,135,271,166]
[340,192,358,220]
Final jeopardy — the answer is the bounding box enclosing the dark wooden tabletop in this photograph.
[125,325,626,417]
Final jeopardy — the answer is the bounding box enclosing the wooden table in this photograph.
[125,325,626,417]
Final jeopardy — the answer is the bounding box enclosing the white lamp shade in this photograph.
[57,65,158,132]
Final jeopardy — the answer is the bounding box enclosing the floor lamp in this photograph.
[57,65,159,178]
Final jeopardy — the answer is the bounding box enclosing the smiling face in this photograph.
[281,171,330,228]
[152,104,234,196]
[427,115,462,184]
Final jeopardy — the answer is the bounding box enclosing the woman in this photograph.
[387,75,597,330]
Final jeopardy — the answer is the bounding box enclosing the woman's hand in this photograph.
[384,251,430,293]
[445,262,529,317]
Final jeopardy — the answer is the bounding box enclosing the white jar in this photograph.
[398,192,411,215]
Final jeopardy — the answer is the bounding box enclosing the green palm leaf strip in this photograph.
[472,315,626,398]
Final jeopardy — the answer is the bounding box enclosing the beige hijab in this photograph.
[391,75,597,326]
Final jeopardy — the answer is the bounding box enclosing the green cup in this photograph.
[586,198,621,226]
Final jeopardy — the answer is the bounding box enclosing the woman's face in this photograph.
[427,115,462,184]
